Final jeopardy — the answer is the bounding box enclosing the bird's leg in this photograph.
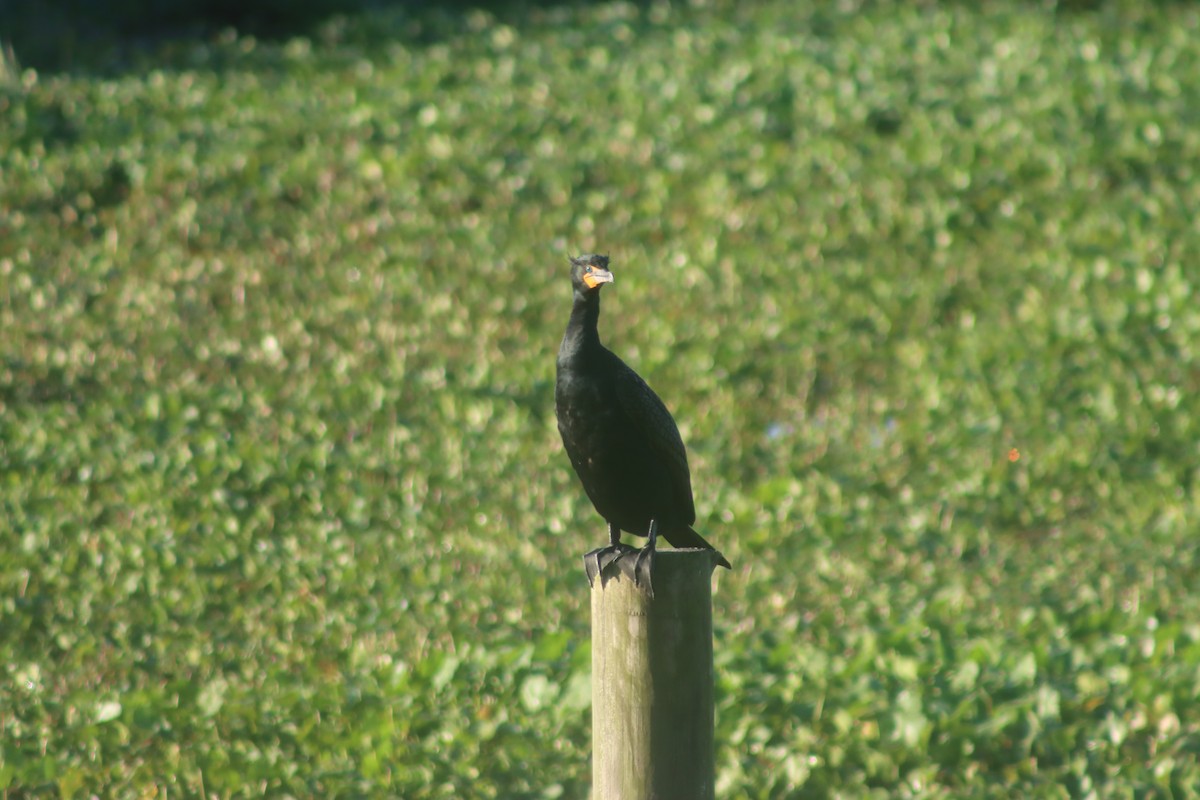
[584,522,638,587]
[631,519,657,598]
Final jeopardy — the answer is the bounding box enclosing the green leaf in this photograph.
[520,674,559,713]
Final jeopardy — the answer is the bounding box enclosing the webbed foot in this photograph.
[583,543,639,587]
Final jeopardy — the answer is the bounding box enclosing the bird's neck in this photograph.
[562,290,602,358]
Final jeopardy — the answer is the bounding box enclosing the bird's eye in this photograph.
[584,265,593,273]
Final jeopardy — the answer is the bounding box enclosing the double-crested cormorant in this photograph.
[555,254,731,593]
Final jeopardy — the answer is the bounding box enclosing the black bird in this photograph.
[555,254,731,593]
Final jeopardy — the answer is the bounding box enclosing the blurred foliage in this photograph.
[2,0,1200,797]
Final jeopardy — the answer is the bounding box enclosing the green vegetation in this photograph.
[3,1,1199,796]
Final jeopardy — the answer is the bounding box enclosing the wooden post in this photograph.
[591,549,718,800]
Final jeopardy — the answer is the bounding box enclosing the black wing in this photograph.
[611,357,696,525]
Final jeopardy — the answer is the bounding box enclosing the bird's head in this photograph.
[569,254,614,294]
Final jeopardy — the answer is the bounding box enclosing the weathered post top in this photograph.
[590,549,719,800]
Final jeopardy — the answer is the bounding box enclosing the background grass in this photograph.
[3,0,1200,797]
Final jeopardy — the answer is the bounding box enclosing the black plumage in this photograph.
[555,254,731,591]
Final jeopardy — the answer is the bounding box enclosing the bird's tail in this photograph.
[664,526,732,570]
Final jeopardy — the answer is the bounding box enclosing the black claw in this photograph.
[628,518,658,597]
[584,550,602,586]
[631,545,655,598]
